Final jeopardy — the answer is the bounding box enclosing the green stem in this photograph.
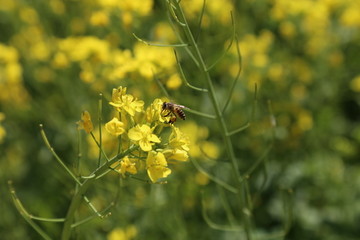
[173,1,252,239]
[61,145,138,240]
[8,181,53,240]
[40,125,82,186]
[133,33,188,47]
[98,93,103,167]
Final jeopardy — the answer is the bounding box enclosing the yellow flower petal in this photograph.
[77,111,93,133]
[128,124,161,152]
[138,124,151,133]
[119,156,137,175]
[128,127,143,141]
[163,148,189,162]
[146,151,171,183]
[110,86,144,116]
[139,139,152,152]
[149,134,161,143]
[105,117,125,136]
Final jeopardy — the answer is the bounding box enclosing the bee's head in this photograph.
[162,102,167,110]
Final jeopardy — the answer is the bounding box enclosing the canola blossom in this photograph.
[146,151,172,183]
[77,111,94,133]
[94,87,189,182]
[77,87,189,182]
[105,117,125,136]
[117,156,138,175]
[110,86,144,116]
[128,124,160,152]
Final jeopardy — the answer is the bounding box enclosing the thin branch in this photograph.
[40,124,81,186]
[222,34,242,114]
[152,69,170,98]
[132,33,188,47]
[207,12,236,71]
[83,195,106,218]
[71,203,114,228]
[81,174,96,179]
[243,179,253,211]
[194,0,206,42]
[174,50,208,92]
[282,189,293,234]
[61,145,138,240]
[90,132,110,161]
[97,93,103,167]
[185,108,216,119]
[201,191,243,231]
[8,181,54,240]
[167,0,186,26]
[75,128,82,176]
[167,8,200,67]
[191,158,238,193]
[244,144,273,178]
[226,122,250,136]
[172,2,252,239]
[217,184,238,226]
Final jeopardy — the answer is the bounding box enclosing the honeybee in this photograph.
[161,102,186,124]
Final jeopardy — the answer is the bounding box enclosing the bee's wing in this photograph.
[175,104,187,109]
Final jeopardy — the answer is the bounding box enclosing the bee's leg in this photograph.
[163,111,172,117]
[168,116,177,124]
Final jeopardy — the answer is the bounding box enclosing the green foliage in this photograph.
[1,0,360,239]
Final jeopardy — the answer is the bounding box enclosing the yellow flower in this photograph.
[105,117,125,136]
[109,86,144,116]
[128,124,160,151]
[145,98,168,124]
[163,148,189,162]
[115,156,137,175]
[58,36,110,62]
[146,151,171,183]
[200,141,220,159]
[161,126,189,162]
[52,52,69,68]
[166,73,182,90]
[107,225,137,240]
[90,11,109,27]
[77,111,93,133]
[168,126,190,151]
[340,5,360,27]
[350,75,360,92]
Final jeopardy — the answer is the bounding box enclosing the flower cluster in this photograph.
[81,86,189,183]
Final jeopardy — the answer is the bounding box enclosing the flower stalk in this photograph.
[169,1,252,239]
[61,145,138,240]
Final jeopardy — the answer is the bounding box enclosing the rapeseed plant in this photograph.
[9,85,190,240]
[4,0,359,239]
